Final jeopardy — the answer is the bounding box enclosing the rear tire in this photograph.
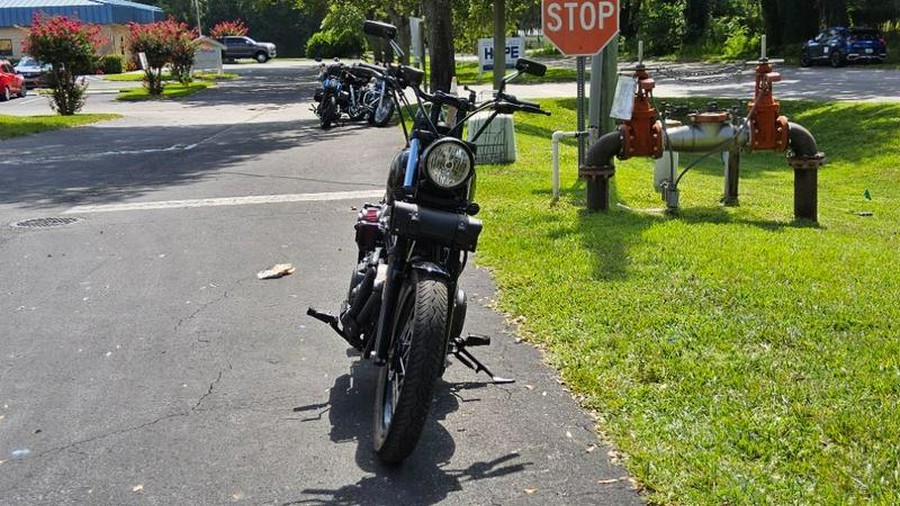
[800,51,812,67]
[17,86,26,98]
[373,270,448,463]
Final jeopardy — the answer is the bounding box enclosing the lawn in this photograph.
[104,71,239,82]
[0,114,121,139]
[474,98,899,504]
[116,81,211,101]
[455,60,578,85]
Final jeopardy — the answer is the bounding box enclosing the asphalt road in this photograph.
[0,63,642,504]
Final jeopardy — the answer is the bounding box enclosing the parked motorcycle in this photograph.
[312,60,373,129]
[308,20,550,463]
[361,72,396,127]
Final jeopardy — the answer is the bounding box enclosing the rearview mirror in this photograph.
[364,20,397,40]
[515,59,547,77]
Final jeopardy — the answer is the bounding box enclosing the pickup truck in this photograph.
[216,36,277,63]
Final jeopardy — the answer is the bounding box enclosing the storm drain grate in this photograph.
[11,216,82,229]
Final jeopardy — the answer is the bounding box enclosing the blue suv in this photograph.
[800,27,887,67]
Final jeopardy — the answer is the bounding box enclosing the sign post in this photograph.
[542,0,619,210]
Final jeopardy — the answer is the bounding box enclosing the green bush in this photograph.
[305,30,364,59]
[100,54,124,74]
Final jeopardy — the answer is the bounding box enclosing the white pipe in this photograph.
[551,131,586,202]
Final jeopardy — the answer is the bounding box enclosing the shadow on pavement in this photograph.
[288,361,531,505]
[0,119,377,210]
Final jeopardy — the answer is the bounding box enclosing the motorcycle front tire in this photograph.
[372,270,448,463]
[320,96,337,129]
[372,98,395,127]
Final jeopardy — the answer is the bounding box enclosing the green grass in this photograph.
[474,98,900,505]
[455,60,578,85]
[116,82,211,101]
[104,71,239,82]
[0,113,121,139]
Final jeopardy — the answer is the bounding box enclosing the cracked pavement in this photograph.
[0,62,642,504]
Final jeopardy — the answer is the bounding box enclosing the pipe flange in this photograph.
[579,165,616,178]
[787,153,826,170]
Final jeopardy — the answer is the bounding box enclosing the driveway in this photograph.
[0,62,641,504]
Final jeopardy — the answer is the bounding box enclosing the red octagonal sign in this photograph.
[542,0,620,56]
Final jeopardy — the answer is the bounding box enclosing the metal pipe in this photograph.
[787,122,825,222]
[663,124,749,152]
[551,130,586,202]
[787,122,819,156]
[583,127,624,170]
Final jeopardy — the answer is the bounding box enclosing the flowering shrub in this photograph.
[210,20,248,39]
[23,14,105,115]
[127,19,197,94]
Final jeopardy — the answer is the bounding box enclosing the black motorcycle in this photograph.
[312,61,373,129]
[361,71,396,127]
[308,20,550,463]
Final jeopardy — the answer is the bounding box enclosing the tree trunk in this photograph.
[423,0,454,92]
[818,0,848,27]
[760,0,782,50]
[683,0,709,43]
[389,8,411,66]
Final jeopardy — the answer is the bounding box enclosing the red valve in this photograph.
[621,67,663,159]
[748,62,789,152]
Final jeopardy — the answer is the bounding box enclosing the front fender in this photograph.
[410,260,450,280]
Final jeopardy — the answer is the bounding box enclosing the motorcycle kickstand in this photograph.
[450,334,514,384]
[306,307,364,351]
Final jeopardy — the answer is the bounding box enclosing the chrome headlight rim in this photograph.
[422,138,474,190]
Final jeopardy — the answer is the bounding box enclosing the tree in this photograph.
[210,19,249,38]
[24,14,104,116]
[127,18,196,94]
[423,0,454,91]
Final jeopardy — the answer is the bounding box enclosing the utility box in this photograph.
[193,36,225,74]
[466,112,517,165]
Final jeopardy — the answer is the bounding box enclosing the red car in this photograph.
[0,60,26,101]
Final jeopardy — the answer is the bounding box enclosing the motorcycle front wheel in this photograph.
[372,97,395,127]
[320,95,337,129]
[373,270,448,463]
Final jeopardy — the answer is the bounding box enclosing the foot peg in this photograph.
[451,335,514,384]
[306,307,364,351]
[461,334,490,347]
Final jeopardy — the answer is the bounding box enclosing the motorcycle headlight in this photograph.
[423,139,474,190]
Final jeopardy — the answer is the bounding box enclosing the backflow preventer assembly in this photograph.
[580,41,826,222]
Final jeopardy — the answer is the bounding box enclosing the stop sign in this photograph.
[542,0,620,56]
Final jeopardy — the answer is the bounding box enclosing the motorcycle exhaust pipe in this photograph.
[343,266,376,326]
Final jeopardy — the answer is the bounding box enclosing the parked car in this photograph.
[801,27,888,67]
[13,56,51,89]
[216,36,277,63]
[0,60,26,100]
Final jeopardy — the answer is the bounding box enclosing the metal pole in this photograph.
[493,0,505,91]
[194,0,202,36]
[576,56,586,166]
[585,40,618,212]
[588,52,603,143]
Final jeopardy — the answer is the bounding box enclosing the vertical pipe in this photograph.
[586,177,610,211]
[794,168,818,222]
[724,148,740,206]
